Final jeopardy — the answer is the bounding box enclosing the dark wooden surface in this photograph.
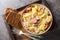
[0,0,60,40]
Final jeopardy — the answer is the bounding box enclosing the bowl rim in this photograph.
[20,3,53,35]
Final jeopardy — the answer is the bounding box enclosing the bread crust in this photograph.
[3,8,22,29]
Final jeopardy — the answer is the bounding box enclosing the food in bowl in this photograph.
[19,3,53,35]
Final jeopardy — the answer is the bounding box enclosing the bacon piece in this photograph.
[30,18,39,24]
[45,22,50,29]
[24,7,32,13]
[26,7,32,11]
[38,8,45,14]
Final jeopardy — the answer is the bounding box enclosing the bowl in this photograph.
[18,3,53,35]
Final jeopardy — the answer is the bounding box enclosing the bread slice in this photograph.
[3,8,22,29]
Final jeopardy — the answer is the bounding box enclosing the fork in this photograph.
[12,28,43,40]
